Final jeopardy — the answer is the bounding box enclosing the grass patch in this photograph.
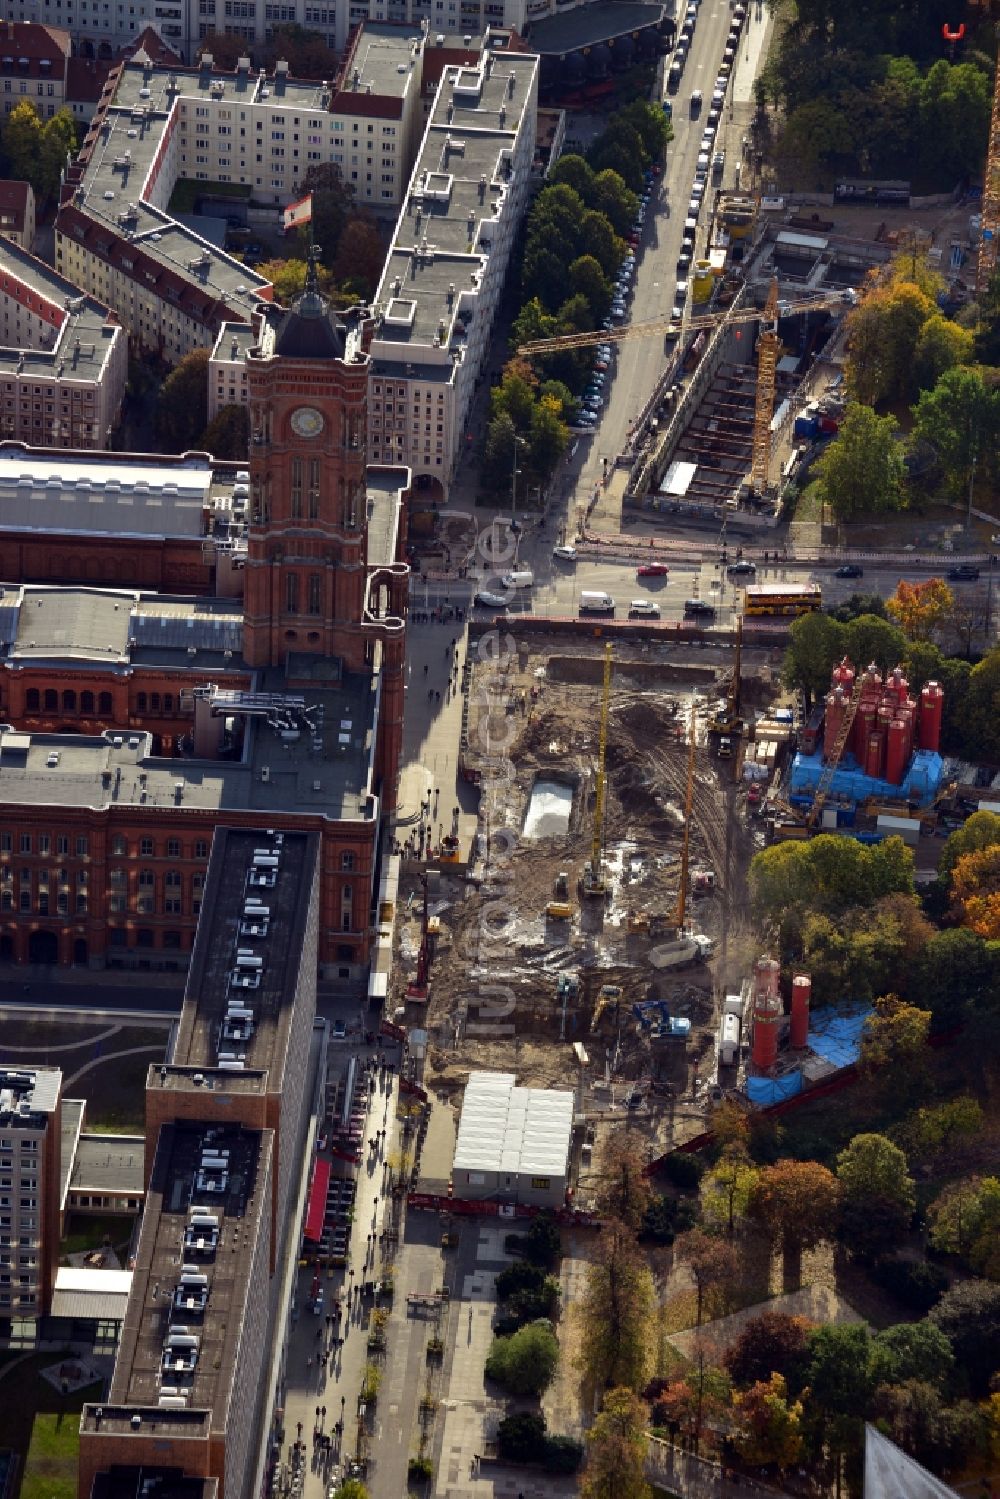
[167,177,251,214]
[80,1049,160,1132]
[789,478,824,525]
[20,1409,91,1499]
[60,1212,135,1260]
[0,1353,104,1473]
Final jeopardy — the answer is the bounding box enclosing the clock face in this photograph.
[291,406,324,439]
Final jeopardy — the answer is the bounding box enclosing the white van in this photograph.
[579,591,615,614]
[719,1011,741,1066]
[500,569,534,589]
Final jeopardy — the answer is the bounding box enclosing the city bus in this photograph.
[742,583,822,617]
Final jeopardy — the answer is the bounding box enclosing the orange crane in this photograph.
[673,701,697,931]
[977,50,1000,303]
[750,278,780,495]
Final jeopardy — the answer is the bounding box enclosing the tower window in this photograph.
[308,574,321,615]
[291,455,302,518]
[286,573,299,614]
[309,457,321,518]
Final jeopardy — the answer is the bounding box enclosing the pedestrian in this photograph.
[423,663,428,675]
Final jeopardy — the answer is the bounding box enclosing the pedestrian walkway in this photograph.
[646,1438,794,1499]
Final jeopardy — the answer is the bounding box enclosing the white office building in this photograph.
[452,1070,573,1208]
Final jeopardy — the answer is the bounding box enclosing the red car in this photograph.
[637,562,669,577]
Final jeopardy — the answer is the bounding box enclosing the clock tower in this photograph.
[243,253,371,670]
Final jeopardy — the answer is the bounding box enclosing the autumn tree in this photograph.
[929,1279,1000,1395]
[579,1221,653,1392]
[581,1387,651,1499]
[813,404,906,519]
[899,1094,984,1163]
[950,844,1000,940]
[749,1159,841,1254]
[940,810,1000,881]
[594,1132,652,1231]
[156,348,210,451]
[836,1132,916,1260]
[885,577,955,642]
[652,1353,731,1450]
[733,1374,805,1469]
[258,257,335,303]
[724,1311,811,1391]
[333,216,384,299]
[674,1229,738,1327]
[859,994,931,1099]
[928,1177,1000,1279]
[845,277,934,406]
[700,1148,758,1236]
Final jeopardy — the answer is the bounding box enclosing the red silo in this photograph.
[823,689,846,759]
[877,704,894,735]
[889,667,908,704]
[866,732,884,779]
[886,718,908,785]
[919,682,943,751]
[790,974,811,1048]
[752,995,781,1069]
[853,699,877,761]
[832,657,855,690]
[867,663,883,692]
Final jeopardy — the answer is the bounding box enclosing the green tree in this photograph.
[827,591,888,624]
[546,153,595,200]
[579,1221,653,1391]
[568,254,613,321]
[814,403,905,519]
[872,1381,986,1474]
[929,1279,1000,1394]
[521,243,569,310]
[805,1323,874,1423]
[733,1374,805,1469]
[617,99,671,160]
[871,1321,955,1393]
[749,1159,841,1253]
[156,348,210,451]
[201,403,250,460]
[297,161,353,267]
[845,279,934,406]
[781,612,846,709]
[912,366,1000,499]
[750,835,914,931]
[957,651,1000,764]
[331,1482,368,1499]
[917,60,992,188]
[587,122,646,192]
[527,394,568,482]
[2,101,42,188]
[836,1132,916,1259]
[724,1311,811,1393]
[579,210,624,277]
[333,216,384,298]
[700,1148,758,1235]
[482,410,517,494]
[859,993,931,1099]
[580,1387,651,1499]
[928,1177,1000,1279]
[940,809,1000,882]
[913,927,1000,1030]
[780,97,859,179]
[900,1094,985,1162]
[38,108,78,200]
[591,169,638,237]
[912,312,974,394]
[842,614,907,673]
[484,1320,559,1396]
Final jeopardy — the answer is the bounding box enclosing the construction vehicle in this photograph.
[546,900,573,920]
[591,983,623,1032]
[708,616,744,747]
[554,871,569,899]
[627,908,651,933]
[692,869,716,895]
[581,643,613,898]
[633,1000,691,1039]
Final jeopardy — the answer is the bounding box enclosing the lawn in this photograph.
[79,1047,162,1132]
[60,1212,135,1259]
[0,1018,168,1132]
[167,177,251,214]
[0,1353,104,1482]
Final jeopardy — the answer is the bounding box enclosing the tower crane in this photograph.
[672,699,697,932]
[582,641,613,898]
[977,49,1000,304]
[750,278,780,494]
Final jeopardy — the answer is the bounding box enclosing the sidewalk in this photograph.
[646,1438,795,1499]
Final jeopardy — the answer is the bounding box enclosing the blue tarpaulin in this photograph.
[806,1004,872,1069]
[788,748,943,808]
[746,1072,803,1105]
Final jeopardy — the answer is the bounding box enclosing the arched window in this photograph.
[309,458,321,518]
[25,689,39,712]
[150,693,160,710]
[62,690,76,712]
[291,456,303,518]
[98,692,112,714]
[43,689,57,712]
[136,693,147,712]
[111,835,127,856]
[81,691,94,714]
[308,574,322,615]
[286,573,299,614]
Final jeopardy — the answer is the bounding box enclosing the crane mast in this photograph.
[675,701,696,932]
[583,642,613,898]
[750,277,780,495]
[977,50,1000,303]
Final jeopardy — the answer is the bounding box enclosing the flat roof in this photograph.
[109,1121,272,1423]
[51,1265,133,1321]
[365,465,409,568]
[209,321,258,366]
[90,1470,217,1499]
[371,50,538,371]
[171,827,319,1078]
[60,1096,85,1207]
[0,450,212,539]
[0,584,244,667]
[453,1071,573,1178]
[71,1134,146,1195]
[527,0,665,53]
[341,22,424,100]
[0,1064,61,1125]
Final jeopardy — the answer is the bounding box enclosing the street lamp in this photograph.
[511,432,528,529]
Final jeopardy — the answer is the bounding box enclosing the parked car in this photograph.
[637,562,670,577]
[553,545,577,561]
[835,563,864,578]
[726,559,756,577]
[948,565,981,581]
[475,590,509,608]
[684,598,716,616]
[628,599,661,617]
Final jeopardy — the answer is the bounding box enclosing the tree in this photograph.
[674,1228,738,1327]
[842,614,908,674]
[749,835,915,931]
[814,403,905,519]
[484,1320,559,1396]
[929,1279,1000,1394]
[927,1177,1000,1278]
[912,312,974,394]
[333,216,384,298]
[579,1222,653,1391]
[912,366,1000,499]
[594,1132,652,1231]
[587,122,647,192]
[297,162,353,267]
[859,994,931,1098]
[528,393,569,481]
[700,1148,758,1235]
[156,348,210,451]
[950,844,1000,939]
[749,1159,841,1253]
[733,1374,805,1470]
[568,254,613,321]
[201,403,250,461]
[781,612,845,709]
[724,1311,811,1392]
[940,809,1000,882]
[591,169,638,237]
[961,652,1000,764]
[836,1132,915,1259]
[547,153,595,200]
[885,578,954,642]
[871,1321,955,1393]
[331,1483,368,1499]
[2,100,41,187]
[709,1098,751,1153]
[917,60,992,190]
[651,1357,730,1449]
[580,210,625,277]
[195,30,246,67]
[872,1380,986,1474]
[845,278,934,406]
[38,109,78,201]
[805,1323,874,1422]
[901,1094,985,1163]
[581,1387,651,1499]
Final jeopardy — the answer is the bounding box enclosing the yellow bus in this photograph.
[742,583,822,617]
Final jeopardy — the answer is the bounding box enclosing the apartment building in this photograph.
[368,42,537,493]
[326,21,433,210]
[0,237,127,447]
[0,20,71,118]
[207,318,255,421]
[0,1065,62,1321]
[0,180,36,248]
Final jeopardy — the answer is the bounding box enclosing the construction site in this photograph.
[391,630,777,1146]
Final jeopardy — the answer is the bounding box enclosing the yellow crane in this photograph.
[515,286,857,357]
[977,50,1000,303]
[582,641,613,898]
[750,278,780,494]
[673,700,697,932]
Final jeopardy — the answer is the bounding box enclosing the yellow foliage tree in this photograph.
[951,844,1000,939]
[885,577,955,641]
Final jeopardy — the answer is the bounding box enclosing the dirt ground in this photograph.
[396,640,773,1143]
